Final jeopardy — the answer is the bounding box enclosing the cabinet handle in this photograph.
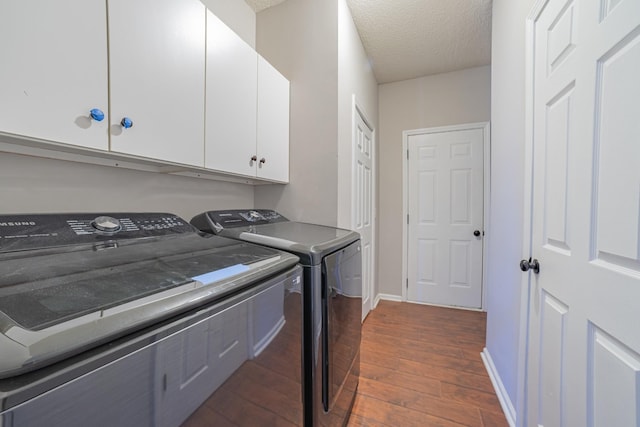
[89,108,105,122]
[250,155,257,162]
[259,158,266,164]
[120,117,134,129]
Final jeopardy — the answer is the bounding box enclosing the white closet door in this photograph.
[407,128,484,309]
[353,108,374,320]
[526,0,640,425]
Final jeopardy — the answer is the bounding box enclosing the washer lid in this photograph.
[0,213,299,379]
[0,234,284,330]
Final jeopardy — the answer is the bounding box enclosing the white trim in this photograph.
[482,348,517,427]
[374,294,484,311]
[402,132,409,302]
[351,95,376,322]
[373,293,382,308]
[482,124,491,310]
[402,122,491,309]
[376,293,403,303]
[404,299,484,312]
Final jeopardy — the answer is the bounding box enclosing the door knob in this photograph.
[473,230,481,237]
[520,257,540,274]
[259,158,266,164]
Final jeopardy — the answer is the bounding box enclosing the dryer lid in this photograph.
[190,210,359,265]
[232,221,360,265]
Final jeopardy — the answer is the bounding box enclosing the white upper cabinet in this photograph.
[206,14,290,183]
[0,0,109,150]
[108,0,206,167]
[0,2,287,183]
[257,56,290,183]
[205,10,257,176]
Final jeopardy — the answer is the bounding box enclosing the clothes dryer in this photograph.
[191,209,362,427]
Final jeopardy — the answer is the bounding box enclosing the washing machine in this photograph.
[0,212,303,427]
[191,209,362,427]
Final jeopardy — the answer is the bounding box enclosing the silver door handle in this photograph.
[520,258,540,274]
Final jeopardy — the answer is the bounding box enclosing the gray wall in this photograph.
[0,152,253,220]
[254,0,339,226]
[377,66,491,297]
[485,0,536,418]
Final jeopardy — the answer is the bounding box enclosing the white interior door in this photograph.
[526,0,640,425]
[353,107,374,321]
[407,128,484,309]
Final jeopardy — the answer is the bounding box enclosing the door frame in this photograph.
[401,122,491,309]
[351,95,376,320]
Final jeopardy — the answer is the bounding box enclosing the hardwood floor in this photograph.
[181,298,507,427]
[347,300,508,427]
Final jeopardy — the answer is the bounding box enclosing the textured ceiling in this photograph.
[245,0,492,84]
[244,0,287,13]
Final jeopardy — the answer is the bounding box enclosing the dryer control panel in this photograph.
[191,210,288,233]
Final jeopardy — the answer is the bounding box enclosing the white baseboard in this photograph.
[481,348,516,427]
[376,293,403,305]
[373,294,381,308]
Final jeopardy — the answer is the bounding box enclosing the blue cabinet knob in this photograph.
[89,108,105,122]
[120,117,133,129]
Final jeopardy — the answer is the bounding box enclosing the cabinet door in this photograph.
[248,281,285,357]
[156,318,217,427]
[0,0,108,150]
[8,346,156,427]
[156,301,248,427]
[257,56,290,182]
[108,0,205,167]
[205,10,257,177]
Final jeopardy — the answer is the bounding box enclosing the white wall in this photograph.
[0,152,253,220]
[485,0,536,420]
[254,0,339,226]
[377,66,491,297]
[336,0,378,232]
[199,0,256,47]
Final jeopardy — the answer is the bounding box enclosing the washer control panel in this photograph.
[91,216,122,233]
[239,211,266,222]
[0,213,193,252]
